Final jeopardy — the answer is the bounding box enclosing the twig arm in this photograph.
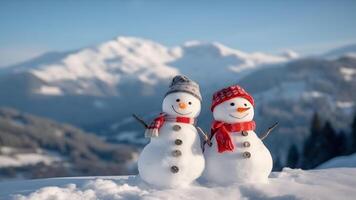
[260,122,278,140]
[197,127,212,152]
[197,127,212,146]
[132,114,149,128]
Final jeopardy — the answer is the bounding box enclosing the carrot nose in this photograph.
[179,102,187,109]
[237,107,250,113]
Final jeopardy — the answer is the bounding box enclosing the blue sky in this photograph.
[0,0,356,66]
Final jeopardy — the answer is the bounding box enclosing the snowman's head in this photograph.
[213,97,254,124]
[162,92,201,118]
[211,85,255,124]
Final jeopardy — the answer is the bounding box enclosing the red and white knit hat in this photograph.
[211,85,254,112]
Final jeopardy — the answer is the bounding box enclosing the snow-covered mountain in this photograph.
[29,37,180,96]
[4,36,294,96]
[2,168,356,200]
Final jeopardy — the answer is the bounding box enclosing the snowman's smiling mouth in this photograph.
[229,113,248,119]
[171,105,192,115]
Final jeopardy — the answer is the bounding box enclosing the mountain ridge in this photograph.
[1,36,296,96]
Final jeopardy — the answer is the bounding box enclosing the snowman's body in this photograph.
[204,130,272,185]
[138,121,204,188]
[203,88,273,185]
[138,89,205,188]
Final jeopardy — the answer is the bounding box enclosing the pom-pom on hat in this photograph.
[165,75,202,102]
[211,85,254,112]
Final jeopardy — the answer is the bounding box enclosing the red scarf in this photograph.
[145,113,195,137]
[211,120,256,153]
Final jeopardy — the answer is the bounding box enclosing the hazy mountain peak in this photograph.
[4,36,298,96]
[323,43,356,59]
[280,50,300,59]
[181,40,247,57]
[29,37,180,95]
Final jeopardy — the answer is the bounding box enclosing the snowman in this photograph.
[137,75,205,188]
[203,85,273,185]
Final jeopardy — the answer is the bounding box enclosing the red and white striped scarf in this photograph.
[145,113,195,137]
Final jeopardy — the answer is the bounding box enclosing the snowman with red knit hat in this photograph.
[202,85,273,185]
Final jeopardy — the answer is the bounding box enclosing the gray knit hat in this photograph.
[165,75,202,101]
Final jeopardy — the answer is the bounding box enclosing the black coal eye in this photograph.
[244,103,247,106]
[230,102,235,106]
[176,99,180,102]
[188,102,192,105]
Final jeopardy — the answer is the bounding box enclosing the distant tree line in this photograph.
[285,112,356,169]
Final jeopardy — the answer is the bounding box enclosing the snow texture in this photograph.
[1,168,356,200]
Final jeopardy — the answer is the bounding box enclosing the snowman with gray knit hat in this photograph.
[137,75,206,188]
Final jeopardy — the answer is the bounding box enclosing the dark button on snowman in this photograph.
[175,139,183,145]
[203,85,273,185]
[138,75,205,188]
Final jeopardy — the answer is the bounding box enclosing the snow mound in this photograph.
[317,153,356,169]
[15,179,148,200]
[3,168,356,200]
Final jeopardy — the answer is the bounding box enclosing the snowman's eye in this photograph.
[176,99,180,102]
[244,103,247,106]
[188,102,192,105]
[230,102,235,106]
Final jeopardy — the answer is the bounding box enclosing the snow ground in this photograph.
[1,168,356,200]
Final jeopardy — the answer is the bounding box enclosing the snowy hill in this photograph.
[317,153,356,169]
[0,108,137,180]
[1,168,356,200]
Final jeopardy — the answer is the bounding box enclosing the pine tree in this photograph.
[273,157,283,171]
[286,144,299,168]
[352,114,356,152]
[311,112,322,134]
[302,112,354,169]
[335,131,347,156]
[319,121,338,163]
[302,112,322,169]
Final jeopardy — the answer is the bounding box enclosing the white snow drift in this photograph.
[1,168,355,200]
